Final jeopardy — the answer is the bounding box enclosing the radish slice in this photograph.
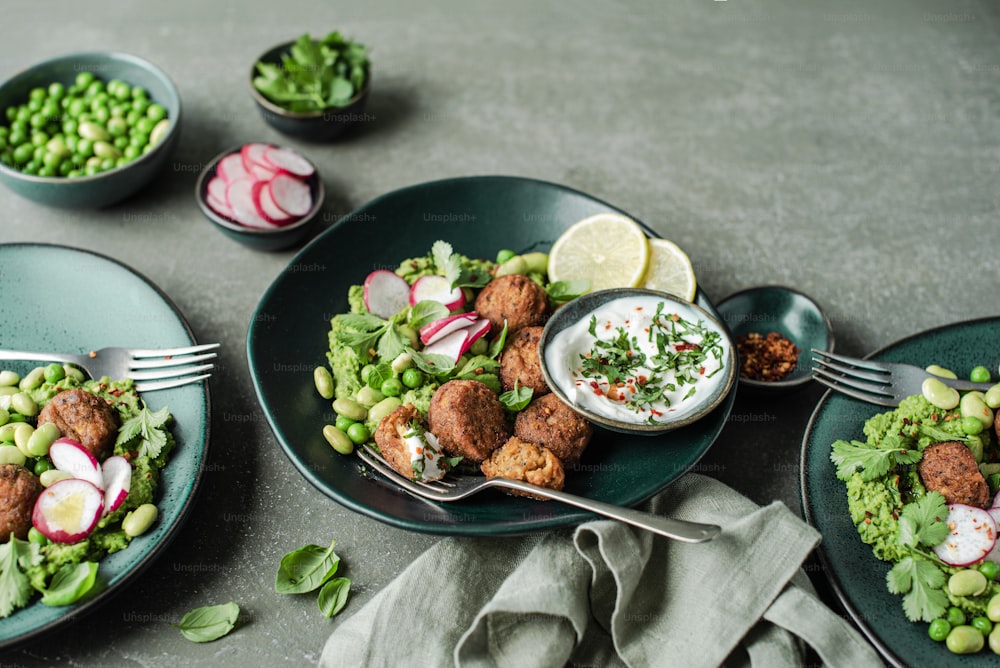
[409,275,466,310]
[207,175,228,203]
[252,181,294,225]
[100,456,132,515]
[216,153,249,183]
[32,478,104,544]
[419,312,479,345]
[48,438,103,490]
[465,318,491,346]
[241,143,274,171]
[263,146,316,178]
[986,509,1000,564]
[269,173,313,217]
[207,193,235,220]
[933,503,998,566]
[422,328,471,364]
[226,178,278,229]
[364,270,411,319]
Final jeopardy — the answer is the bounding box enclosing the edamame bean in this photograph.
[0,445,26,466]
[322,425,354,455]
[18,367,44,391]
[0,423,16,442]
[390,352,413,374]
[13,423,34,456]
[946,625,984,654]
[926,364,958,379]
[25,422,59,458]
[64,365,86,383]
[922,377,960,410]
[355,386,384,408]
[149,118,170,145]
[990,623,1000,655]
[313,366,334,400]
[521,252,548,274]
[122,503,158,538]
[0,408,7,427]
[960,392,994,430]
[986,384,1000,410]
[494,255,528,277]
[367,397,402,426]
[332,398,367,422]
[9,392,38,417]
[0,370,19,387]
[39,469,72,487]
[77,121,110,142]
[988,594,1000,623]
[950,569,988,597]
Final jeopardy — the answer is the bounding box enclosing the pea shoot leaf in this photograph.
[829,439,922,482]
[886,557,948,622]
[175,602,240,643]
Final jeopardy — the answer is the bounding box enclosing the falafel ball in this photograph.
[514,393,592,466]
[427,380,510,463]
[37,388,119,460]
[0,464,43,541]
[480,436,565,498]
[918,440,990,508]
[500,326,549,395]
[474,274,549,335]
[374,403,424,480]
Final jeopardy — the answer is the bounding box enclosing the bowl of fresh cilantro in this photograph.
[249,31,372,142]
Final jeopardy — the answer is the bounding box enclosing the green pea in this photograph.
[346,422,370,445]
[367,397,402,426]
[334,415,355,432]
[33,458,53,476]
[985,383,1000,410]
[971,366,992,384]
[43,363,65,384]
[0,445,26,466]
[27,527,48,546]
[927,364,958,379]
[322,425,354,455]
[9,392,38,417]
[947,606,967,627]
[25,422,59,457]
[972,616,993,635]
[76,137,93,158]
[980,560,1000,582]
[380,378,403,398]
[0,370,19,387]
[401,367,424,389]
[360,364,377,386]
[122,503,158,538]
[929,618,951,642]
[106,116,128,137]
[922,377,960,410]
[946,625,984,654]
[128,132,148,149]
[355,386,384,409]
[75,71,95,88]
[496,249,517,264]
[146,103,167,122]
[332,397,367,422]
[313,366,334,400]
[12,143,33,164]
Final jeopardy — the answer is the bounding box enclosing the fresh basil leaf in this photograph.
[317,577,351,618]
[366,362,393,389]
[407,348,457,375]
[488,322,509,359]
[470,373,501,394]
[40,561,98,606]
[500,383,533,411]
[275,540,340,594]
[409,300,450,330]
[175,601,240,643]
[454,355,499,378]
[546,279,590,305]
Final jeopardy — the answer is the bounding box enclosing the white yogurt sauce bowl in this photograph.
[539,288,737,435]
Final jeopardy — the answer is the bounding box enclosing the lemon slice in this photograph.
[548,212,650,292]
[641,237,697,301]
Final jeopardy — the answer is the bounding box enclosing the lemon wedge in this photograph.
[641,237,697,301]
[548,212,650,292]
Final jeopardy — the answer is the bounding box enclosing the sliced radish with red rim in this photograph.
[32,478,104,544]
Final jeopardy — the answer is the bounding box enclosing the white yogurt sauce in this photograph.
[545,295,730,424]
[404,429,448,481]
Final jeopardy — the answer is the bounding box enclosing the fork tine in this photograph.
[128,343,221,358]
[129,352,218,370]
[128,363,214,382]
[812,356,888,384]
[812,368,898,406]
[810,349,889,373]
[134,373,212,393]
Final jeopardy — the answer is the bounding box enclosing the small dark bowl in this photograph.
[715,285,835,394]
[248,40,371,142]
[539,287,737,435]
[194,144,324,252]
[0,51,181,208]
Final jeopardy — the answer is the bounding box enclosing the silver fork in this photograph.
[0,343,219,392]
[356,443,721,543]
[811,349,994,407]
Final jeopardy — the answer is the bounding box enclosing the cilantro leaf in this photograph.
[897,492,949,549]
[116,405,171,460]
[886,556,948,622]
[0,536,40,618]
[829,439,923,482]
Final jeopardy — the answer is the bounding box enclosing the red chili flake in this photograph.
[670,313,680,321]
[637,375,648,386]
[699,366,706,375]
[675,342,699,352]
[735,332,800,382]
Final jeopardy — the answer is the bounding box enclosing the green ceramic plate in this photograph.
[248,175,737,535]
[0,243,210,648]
[801,316,1000,667]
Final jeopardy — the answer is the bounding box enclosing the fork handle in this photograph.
[941,378,996,392]
[0,350,82,366]
[487,479,721,543]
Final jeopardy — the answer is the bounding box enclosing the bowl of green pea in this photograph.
[0,51,181,208]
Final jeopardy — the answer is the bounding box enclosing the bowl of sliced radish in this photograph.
[195,142,324,251]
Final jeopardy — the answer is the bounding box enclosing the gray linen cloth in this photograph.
[320,473,882,667]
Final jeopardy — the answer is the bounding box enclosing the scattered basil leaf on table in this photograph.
[275,539,340,594]
[175,601,240,643]
[317,577,352,618]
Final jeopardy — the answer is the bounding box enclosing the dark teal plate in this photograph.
[801,316,1000,667]
[0,244,210,648]
[248,175,737,535]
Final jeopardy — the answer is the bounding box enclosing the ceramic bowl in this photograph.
[194,144,324,252]
[539,287,737,435]
[715,285,834,393]
[248,40,371,142]
[0,51,181,208]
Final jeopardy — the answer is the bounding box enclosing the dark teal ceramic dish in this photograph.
[0,243,210,648]
[539,287,736,436]
[247,175,738,536]
[802,316,1000,667]
[0,52,181,208]
[248,41,371,142]
[715,285,833,393]
[194,145,324,252]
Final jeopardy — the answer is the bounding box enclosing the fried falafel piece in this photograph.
[427,380,510,463]
[514,393,592,466]
[374,404,425,480]
[481,436,565,498]
[474,274,549,335]
[918,440,990,508]
[0,464,43,541]
[37,388,119,460]
[500,326,549,395]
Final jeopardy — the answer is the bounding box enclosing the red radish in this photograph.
[100,456,132,515]
[419,312,479,345]
[421,328,470,364]
[933,503,998,566]
[363,270,412,319]
[226,178,277,229]
[216,153,249,183]
[48,438,103,489]
[986,508,1000,564]
[207,193,235,220]
[252,181,294,225]
[263,146,316,178]
[269,173,313,217]
[32,478,104,544]
[409,275,466,310]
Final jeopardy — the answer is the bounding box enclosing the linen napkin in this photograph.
[320,474,881,667]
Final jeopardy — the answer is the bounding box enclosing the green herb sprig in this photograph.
[885,492,950,622]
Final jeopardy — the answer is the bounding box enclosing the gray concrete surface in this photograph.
[1,0,998,664]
